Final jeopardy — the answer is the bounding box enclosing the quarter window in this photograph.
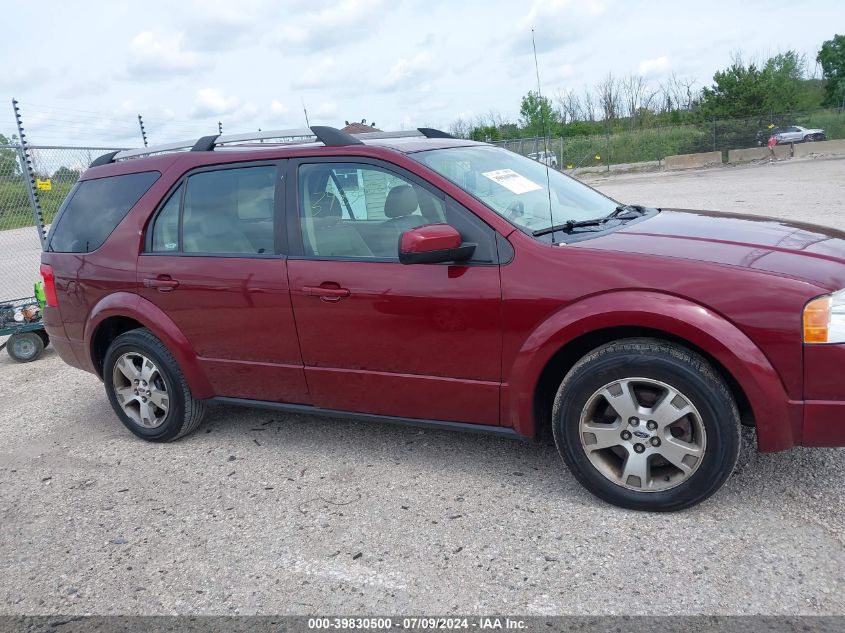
[48,171,160,253]
[150,184,181,252]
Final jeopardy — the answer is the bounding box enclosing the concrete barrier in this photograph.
[793,139,845,158]
[664,151,723,170]
[728,145,791,163]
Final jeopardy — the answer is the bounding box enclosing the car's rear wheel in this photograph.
[553,338,740,511]
[103,328,206,442]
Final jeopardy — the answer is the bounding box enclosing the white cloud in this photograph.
[125,31,206,80]
[292,57,337,89]
[380,51,435,92]
[191,88,242,118]
[270,100,289,115]
[638,55,670,76]
[315,102,338,118]
[273,0,384,52]
[514,0,608,53]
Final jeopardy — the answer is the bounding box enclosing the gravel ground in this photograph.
[1,157,844,616]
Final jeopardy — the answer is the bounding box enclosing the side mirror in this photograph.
[398,224,476,265]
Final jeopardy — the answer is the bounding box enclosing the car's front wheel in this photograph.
[103,328,206,442]
[553,338,740,511]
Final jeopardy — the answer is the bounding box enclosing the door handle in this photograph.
[143,275,179,292]
[302,285,350,302]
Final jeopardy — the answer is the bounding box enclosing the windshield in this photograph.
[412,145,618,234]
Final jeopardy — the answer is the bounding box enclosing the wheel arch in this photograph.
[504,291,799,452]
[531,326,755,446]
[85,292,214,398]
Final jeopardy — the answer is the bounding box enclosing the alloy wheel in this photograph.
[112,352,170,428]
[578,377,707,492]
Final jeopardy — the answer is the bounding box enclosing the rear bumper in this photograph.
[43,308,94,375]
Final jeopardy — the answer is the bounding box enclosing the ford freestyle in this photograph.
[40,126,845,511]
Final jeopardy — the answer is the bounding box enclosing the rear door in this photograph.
[137,160,309,404]
[285,157,504,425]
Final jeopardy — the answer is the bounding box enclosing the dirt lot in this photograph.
[1,157,844,616]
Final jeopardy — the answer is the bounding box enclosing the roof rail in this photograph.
[311,126,363,147]
[355,130,425,140]
[418,127,454,139]
[215,127,313,144]
[90,125,456,167]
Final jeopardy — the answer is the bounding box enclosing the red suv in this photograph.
[41,126,845,511]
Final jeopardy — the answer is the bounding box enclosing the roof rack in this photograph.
[91,126,454,166]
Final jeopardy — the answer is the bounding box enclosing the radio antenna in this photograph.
[532,29,555,240]
[301,98,311,128]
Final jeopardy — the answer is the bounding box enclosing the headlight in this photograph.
[804,289,845,343]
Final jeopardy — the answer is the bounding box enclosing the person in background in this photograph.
[767,133,778,161]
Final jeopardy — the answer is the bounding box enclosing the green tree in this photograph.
[817,34,845,107]
[0,133,20,180]
[700,51,818,117]
[52,166,81,181]
[519,91,557,137]
[700,61,768,117]
[763,51,805,112]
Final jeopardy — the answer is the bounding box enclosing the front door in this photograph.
[285,158,503,425]
[137,161,309,404]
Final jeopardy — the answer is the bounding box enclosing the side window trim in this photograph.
[143,159,287,256]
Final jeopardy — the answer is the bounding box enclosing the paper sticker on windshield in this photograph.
[481,169,543,194]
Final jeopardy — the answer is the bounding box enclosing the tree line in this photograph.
[450,34,845,141]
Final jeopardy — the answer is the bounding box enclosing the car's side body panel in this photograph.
[495,228,826,452]
[286,258,503,424]
[137,255,309,403]
[41,138,845,454]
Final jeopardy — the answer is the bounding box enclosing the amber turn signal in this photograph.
[803,296,831,343]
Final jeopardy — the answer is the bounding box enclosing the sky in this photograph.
[2,0,843,148]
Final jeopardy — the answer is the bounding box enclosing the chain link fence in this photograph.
[491,108,845,170]
[0,144,122,309]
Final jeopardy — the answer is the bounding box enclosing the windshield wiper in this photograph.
[532,204,646,237]
[608,204,645,219]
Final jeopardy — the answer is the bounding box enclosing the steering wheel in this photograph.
[504,200,525,222]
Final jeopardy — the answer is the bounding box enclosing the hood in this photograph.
[579,209,845,291]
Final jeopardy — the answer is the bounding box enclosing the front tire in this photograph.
[103,328,206,442]
[553,338,740,511]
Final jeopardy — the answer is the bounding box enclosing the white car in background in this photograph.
[527,150,558,168]
[773,125,827,144]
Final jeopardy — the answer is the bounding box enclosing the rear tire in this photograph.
[552,338,740,511]
[103,328,206,442]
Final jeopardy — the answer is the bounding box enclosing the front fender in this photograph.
[84,292,214,399]
[506,291,800,452]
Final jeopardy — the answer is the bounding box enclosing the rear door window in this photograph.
[152,165,277,255]
[48,171,160,253]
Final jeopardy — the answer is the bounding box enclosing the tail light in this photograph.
[40,263,59,307]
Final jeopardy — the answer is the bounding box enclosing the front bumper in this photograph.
[803,402,845,446]
[802,343,845,446]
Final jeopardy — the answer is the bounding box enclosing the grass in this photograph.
[0,179,75,231]
[515,109,845,168]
